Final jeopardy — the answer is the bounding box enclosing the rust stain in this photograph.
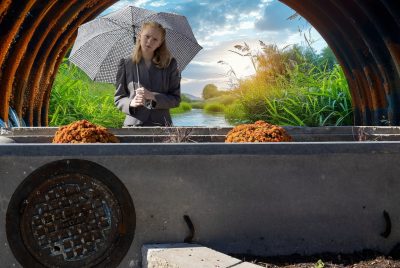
[27,0,89,125]
[0,1,36,125]
[27,0,98,126]
[0,0,36,67]
[4,2,57,121]
[387,42,400,76]
[0,0,12,24]
[13,1,78,124]
[363,65,387,109]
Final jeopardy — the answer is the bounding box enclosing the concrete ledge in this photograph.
[5,126,400,142]
[142,244,259,268]
[0,136,15,143]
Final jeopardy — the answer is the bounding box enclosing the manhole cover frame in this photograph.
[6,159,136,268]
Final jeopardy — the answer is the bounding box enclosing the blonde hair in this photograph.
[131,21,172,68]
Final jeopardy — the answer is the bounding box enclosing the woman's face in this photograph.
[140,26,163,55]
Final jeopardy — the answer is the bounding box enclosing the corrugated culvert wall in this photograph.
[0,0,399,126]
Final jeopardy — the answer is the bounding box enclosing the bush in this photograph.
[191,101,204,109]
[225,101,250,125]
[206,94,236,106]
[202,84,219,99]
[170,102,192,114]
[204,103,225,113]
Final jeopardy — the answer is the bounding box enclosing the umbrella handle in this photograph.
[136,63,140,87]
[135,61,152,109]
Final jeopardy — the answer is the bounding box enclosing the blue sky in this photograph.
[103,0,327,97]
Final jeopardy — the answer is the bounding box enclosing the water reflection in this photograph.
[172,109,232,127]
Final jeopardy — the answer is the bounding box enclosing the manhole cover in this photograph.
[7,159,135,268]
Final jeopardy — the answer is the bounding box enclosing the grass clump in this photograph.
[204,103,225,113]
[49,59,124,128]
[191,101,205,109]
[223,43,353,126]
[170,102,192,114]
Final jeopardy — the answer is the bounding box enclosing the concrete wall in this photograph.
[5,125,400,143]
[1,141,400,267]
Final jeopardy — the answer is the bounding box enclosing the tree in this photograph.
[202,84,219,99]
[318,47,337,71]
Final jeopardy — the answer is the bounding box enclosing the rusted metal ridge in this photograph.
[0,1,399,125]
[280,0,400,125]
[0,0,117,126]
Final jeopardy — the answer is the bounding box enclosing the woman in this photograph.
[114,21,181,126]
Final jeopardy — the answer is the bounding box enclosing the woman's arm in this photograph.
[151,58,181,109]
[114,58,135,115]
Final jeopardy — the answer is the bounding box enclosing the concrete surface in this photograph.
[0,136,15,143]
[5,126,400,142]
[142,243,260,268]
[1,139,400,267]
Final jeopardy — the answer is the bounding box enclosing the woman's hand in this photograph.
[137,87,156,101]
[130,91,145,107]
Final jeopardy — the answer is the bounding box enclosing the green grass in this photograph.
[170,101,192,114]
[225,63,353,126]
[49,59,124,127]
[191,101,205,109]
[204,103,225,113]
[204,94,236,106]
[50,59,193,127]
[187,93,235,112]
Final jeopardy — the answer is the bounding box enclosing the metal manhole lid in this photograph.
[21,173,120,266]
[7,159,136,268]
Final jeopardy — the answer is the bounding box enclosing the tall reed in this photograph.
[224,44,353,126]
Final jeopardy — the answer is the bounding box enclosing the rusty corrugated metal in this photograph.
[0,0,117,126]
[281,0,400,125]
[0,1,399,125]
[0,0,36,125]
[27,0,117,126]
[14,1,79,125]
[36,1,116,126]
[0,0,12,24]
[4,1,58,125]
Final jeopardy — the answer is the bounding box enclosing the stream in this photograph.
[172,109,232,127]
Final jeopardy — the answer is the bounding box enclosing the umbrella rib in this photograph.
[102,17,132,32]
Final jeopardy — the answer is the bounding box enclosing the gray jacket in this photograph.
[114,57,181,126]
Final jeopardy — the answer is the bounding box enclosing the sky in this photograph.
[102,0,328,97]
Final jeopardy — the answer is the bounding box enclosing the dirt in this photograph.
[235,251,400,268]
[254,257,400,268]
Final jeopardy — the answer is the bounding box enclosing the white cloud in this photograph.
[239,21,254,30]
[149,0,167,7]
[134,0,152,7]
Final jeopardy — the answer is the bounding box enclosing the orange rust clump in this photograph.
[52,120,119,143]
[225,120,292,143]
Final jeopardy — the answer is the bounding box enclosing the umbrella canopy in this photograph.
[69,6,202,84]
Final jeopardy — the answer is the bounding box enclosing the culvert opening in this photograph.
[6,159,135,268]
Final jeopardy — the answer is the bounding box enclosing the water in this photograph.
[172,109,232,127]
